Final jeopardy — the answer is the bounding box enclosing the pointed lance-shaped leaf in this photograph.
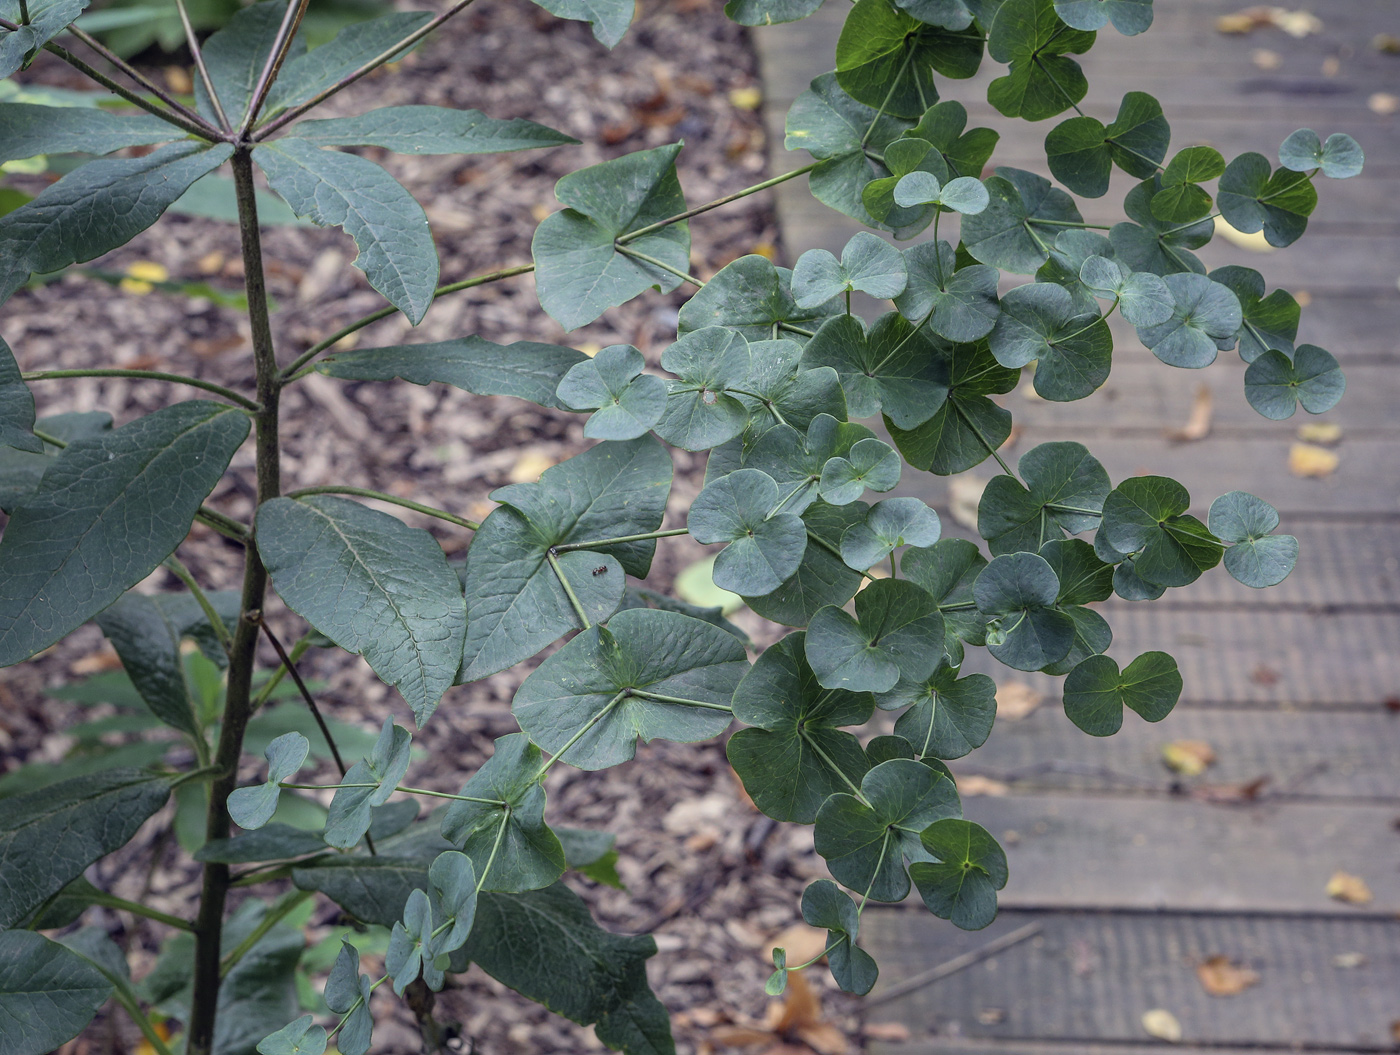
[0,334,40,454]
[285,105,578,155]
[528,0,635,47]
[0,931,113,1055]
[0,103,178,166]
[0,0,93,80]
[193,0,295,126]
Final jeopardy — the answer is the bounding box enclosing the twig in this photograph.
[176,0,232,132]
[864,921,1043,1008]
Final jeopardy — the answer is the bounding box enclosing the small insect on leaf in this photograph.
[593,566,609,576]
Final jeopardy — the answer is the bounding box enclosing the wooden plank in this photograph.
[936,706,1400,800]
[927,794,1400,912]
[952,607,1400,709]
[864,909,1400,1051]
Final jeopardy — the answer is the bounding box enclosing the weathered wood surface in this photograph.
[864,909,1400,1051]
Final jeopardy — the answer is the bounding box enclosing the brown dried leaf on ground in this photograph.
[1215,7,1322,37]
[1141,1008,1183,1042]
[768,923,829,968]
[1297,422,1342,444]
[861,1023,910,1042]
[1166,384,1212,442]
[1189,776,1269,804]
[949,474,987,531]
[995,681,1042,721]
[1289,443,1339,477]
[1196,955,1260,996]
[712,972,848,1055]
[1368,92,1399,115]
[956,774,1011,797]
[1162,739,1216,776]
[1325,871,1373,905]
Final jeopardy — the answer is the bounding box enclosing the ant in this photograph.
[592,565,608,576]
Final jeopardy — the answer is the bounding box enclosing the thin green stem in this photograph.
[280,264,535,381]
[15,0,29,22]
[254,0,480,138]
[1103,138,1164,173]
[872,307,932,375]
[953,400,1013,477]
[176,0,232,132]
[169,764,223,789]
[278,781,504,806]
[800,730,873,808]
[768,479,814,518]
[806,530,876,581]
[778,322,816,338]
[250,632,311,710]
[196,506,250,543]
[240,0,310,136]
[22,369,260,411]
[547,552,592,630]
[618,163,819,243]
[537,691,628,778]
[163,555,232,654]
[62,21,218,134]
[219,890,312,977]
[729,388,789,427]
[1032,219,1112,230]
[553,527,689,552]
[856,832,889,916]
[85,891,195,931]
[104,970,178,1055]
[625,690,733,712]
[1161,212,1219,236]
[1056,297,1117,344]
[613,244,704,288]
[475,813,508,892]
[286,486,479,531]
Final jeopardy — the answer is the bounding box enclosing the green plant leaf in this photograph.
[556,828,624,888]
[0,141,233,306]
[1136,273,1241,369]
[801,879,878,995]
[322,942,373,1055]
[0,336,38,454]
[253,140,439,325]
[1101,476,1223,587]
[740,415,879,519]
[455,883,674,1055]
[323,719,413,848]
[0,401,247,667]
[802,312,950,427]
[727,632,873,823]
[532,142,688,330]
[1110,175,1213,275]
[836,0,985,119]
[514,609,748,770]
[962,167,1084,274]
[679,254,842,341]
[1209,490,1298,589]
[459,436,671,681]
[974,551,1073,670]
[862,136,951,229]
[725,0,824,26]
[841,496,941,571]
[1243,345,1345,421]
[556,344,668,440]
[440,733,566,892]
[977,441,1109,555]
[655,327,751,451]
[262,12,435,115]
[257,1016,328,1055]
[385,887,438,995]
[886,340,1017,475]
[0,0,91,80]
[988,281,1112,400]
[1062,650,1180,735]
[194,0,291,127]
[229,732,311,831]
[892,172,989,214]
[793,233,909,308]
[895,242,1001,341]
[195,824,328,865]
[318,335,587,409]
[285,104,577,155]
[896,0,973,28]
[819,437,901,505]
[1149,145,1225,224]
[814,758,961,901]
[888,661,996,760]
[744,500,865,627]
[689,468,808,595]
[0,930,113,1055]
[1216,152,1316,249]
[806,578,946,691]
[986,0,1095,121]
[904,99,1000,178]
[528,0,635,47]
[1207,265,1299,363]
[258,495,466,724]
[0,768,173,928]
[291,857,431,928]
[1053,0,1151,33]
[0,103,176,165]
[902,538,989,645]
[909,818,1006,929]
[1278,128,1364,180]
[1078,255,1174,327]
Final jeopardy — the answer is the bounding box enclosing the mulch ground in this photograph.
[0,1,869,1052]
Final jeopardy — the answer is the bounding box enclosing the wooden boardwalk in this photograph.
[751,1,1400,1050]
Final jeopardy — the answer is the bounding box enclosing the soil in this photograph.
[0,2,865,1053]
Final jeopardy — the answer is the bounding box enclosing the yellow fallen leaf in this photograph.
[1273,9,1322,37]
[1251,48,1281,69]
[675,555,745,614]
[1215,13,1256,33]
[1163,740,1216,776]
[1289,442,1339,478]
[1196,955,1260,996]
[949,474,987,531]
[508,448,556,483]
[196,251,225,275]
[728,86,762,111]
[1374,33,1400,54]
[164,66,192,94]
[957,774,1010,797]
[1326,870,1373,905]
[1167,384,1212,442]
[576,342,603,358]
[1142,1008,1182,1042]
[1296,422,1342,444]
[1332,951,1367,968]
[767,922,828,967]
[750,241,778,261]
[119,260,170,295]
[1320,55,1340,77]
[530,202,553,222]
[996,680,1042,721]
[1369,92,1399,116]
[1214,217,1274,252]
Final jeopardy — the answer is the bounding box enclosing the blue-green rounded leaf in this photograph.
[910,818,1006,929]
[807,578,946,692]
[1279,129,1364,180]
[800,879,879,995]
[840,496,941,571]
[689,468,808,595]
[1062,650,1181,736]
[1243,345,1344,420]
[1101,476,1223,588]
[819,437,902,505]
[895,241,1001,341]
[1217,152,1316,248]
[1208,491,1297,589]
[1137,273,1241,369]
[556,345,667,440]
[902,538,989,646]
[973,551,1074,670]
[256,1015,328,1055]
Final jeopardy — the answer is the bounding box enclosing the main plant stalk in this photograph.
[187,148,283,1055]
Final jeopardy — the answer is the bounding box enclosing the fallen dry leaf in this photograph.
[1326,871,1373,905]
[1196,955,1260,996]
[996,680,1043,721]
[860,1023,910,1042]
[1297,422,1342,444]
[728,86,762,110]
[1289,443,1339,478]
[1251,47,1281,69]
[1375,33,1400,55]
[1332,952,1367,969]
[71,648,123,675]
[1216,217,1274,252]
[1369,92,1399,115]
[1167,384,1213,442]
[1141,1008,1183,1042]
[767,923,828,968]
[949,474,987,531]
[976,1008,1007,1025]
[1215,6,1321,37]
[1391,1020,1400,1044]
[1320,55,1340,77]
[1250,664,1280,686]
[957,774,1010,797]
[1189,776,1270,804]
[770,972,848,1055]
[1215,12,1257,33]
[1163,740,1216,776]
